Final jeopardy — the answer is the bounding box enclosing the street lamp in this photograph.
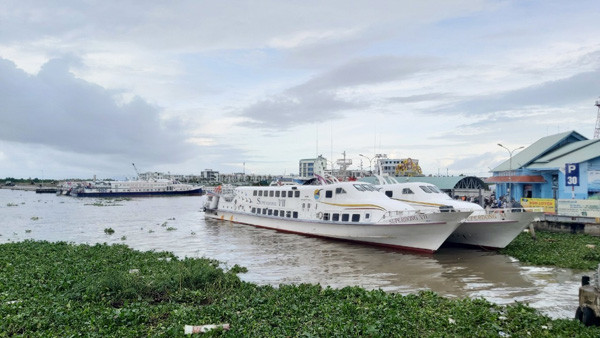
[498,143,524,202]
[359,154,374,175]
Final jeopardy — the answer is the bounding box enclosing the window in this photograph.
[280,210,285,217]
[268,209,273,215]
[430,186,442,193]
[251,207,256,213]
[342,214,349,222]
[263,190,268,196]
[275,191,280,197]
[335,187,346,194]
[332,213,340,221]
[293,211,298,218]
[402,188,414,194]
[352,214,360,222]
[385,191,393,198]
[253,191,257,196]
[258,190,263,196]
[286,211,291,218]
[353,184,365,191]
[274,210,279,216]
[294,191,300,198]
[269,191,274,197]
[323,213,330,221]
[325,190,333,198]
[365,213,370,219]
[420,186,433,193]
[262,208,267,215]
[288,191,293,198]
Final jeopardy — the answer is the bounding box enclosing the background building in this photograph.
[487,130,600,201]
[299,155,327,178]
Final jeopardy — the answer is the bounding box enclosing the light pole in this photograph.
[359,154,374,175]
[498,143,524,202]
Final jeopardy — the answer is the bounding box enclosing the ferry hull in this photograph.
[205,210,470,253]
[446,211,543,249]
[74,188,203,198]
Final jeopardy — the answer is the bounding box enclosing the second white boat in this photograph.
[373,178,543,249]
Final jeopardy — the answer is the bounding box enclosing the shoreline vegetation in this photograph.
[1,240,600,336]
[500,231,600,270]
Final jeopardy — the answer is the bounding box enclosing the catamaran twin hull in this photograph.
[205,210,471,253]
[448,211,542,249]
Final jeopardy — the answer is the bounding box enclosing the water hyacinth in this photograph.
[0,241,598,336]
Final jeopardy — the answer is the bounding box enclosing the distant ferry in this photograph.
[203,177,471,253]
[72,179,203,197]
[373,178,542,249]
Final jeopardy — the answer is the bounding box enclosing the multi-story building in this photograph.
[201,169,219,182]
[299,155,327,178]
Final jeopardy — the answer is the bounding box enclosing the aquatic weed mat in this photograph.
[1,241,598,336]
[501,231,600,270]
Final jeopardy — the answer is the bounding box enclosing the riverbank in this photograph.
[1,241,598,336]
[500,230,600,270]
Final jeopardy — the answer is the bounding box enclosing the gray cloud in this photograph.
[0,57,198,164]
[446,68,600,116]
[240,55,441,129]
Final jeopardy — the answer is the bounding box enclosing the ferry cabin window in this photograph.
[264,190,268,196]
[332,213,340,221]
[353,184,365,191]
[335,188,346,194]
[323,213,330,221]
[288,191,293,198]
[402,188,414,194]
[294,191,300,198]
[325,190,333,198]
[286,211,291,218]
[269,191,274,197]
[352,214,360,222]
[258,190,263,196]
[429,186,442,193]
[251,207,256,213]
[342,214,349,222]
[280,210,285,216]
[262,208,267,215]
[420,186,433,193]
[274,210,279,216]
[268,209,273,215]
[293,211,298,218]
[365,213,370,219]
[275,191,280,197]
[385,191,393,198]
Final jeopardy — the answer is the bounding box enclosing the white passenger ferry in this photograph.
[374,178,543,249]
[203,178,471,253]
[71,179,203,197]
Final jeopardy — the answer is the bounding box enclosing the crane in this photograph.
[132,163,140,179]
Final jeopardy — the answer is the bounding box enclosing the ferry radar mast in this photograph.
[594,97,600,139]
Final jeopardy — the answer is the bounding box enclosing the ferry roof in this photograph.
[360,175,485,191]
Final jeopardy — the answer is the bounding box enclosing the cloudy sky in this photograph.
[1,1,599,179]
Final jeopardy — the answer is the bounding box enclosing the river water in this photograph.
[0,189,587,319]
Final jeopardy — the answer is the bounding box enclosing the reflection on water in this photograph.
[0,189,586,319]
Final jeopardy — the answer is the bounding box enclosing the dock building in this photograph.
[488,130,600,201]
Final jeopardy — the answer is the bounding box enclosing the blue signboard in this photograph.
[565,163,580,186]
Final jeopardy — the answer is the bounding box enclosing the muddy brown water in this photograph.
[0,189,586,319]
